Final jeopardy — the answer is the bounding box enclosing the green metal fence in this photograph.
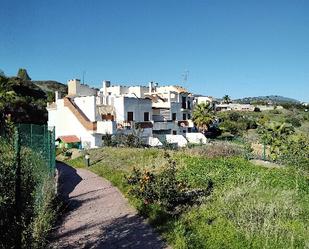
[0,123,55,248]
[17,123,56,172]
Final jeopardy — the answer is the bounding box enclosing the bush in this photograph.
[285,117,302,127]
[278,134,309,171]
[104,133,144,148]
[219,120,247,135]
[0,138,55,249]
[126,152,213,214]
[185,141,250,159]
[254,107,261,112]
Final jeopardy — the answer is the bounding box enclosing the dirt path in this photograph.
[50,162,169,249]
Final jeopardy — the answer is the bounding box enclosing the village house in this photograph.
[47,79,206,148]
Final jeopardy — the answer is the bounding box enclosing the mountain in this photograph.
[33,80,67,97]
[235,95,300,104]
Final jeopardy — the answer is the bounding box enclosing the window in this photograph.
[172,130,177,135]
[183,130,186,133]
[127,112,133,121]
[172,113,177,121]
[182,96,186,109]
[188,128,192,133]
[144,112,149,121]
[183,113,186,120]
[188,114,191,119]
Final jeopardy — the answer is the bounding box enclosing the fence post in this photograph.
[14,128,22,249]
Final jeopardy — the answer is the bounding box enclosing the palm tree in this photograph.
[192,102,214,133]
[258,121,294,160]
[222,95,231,104]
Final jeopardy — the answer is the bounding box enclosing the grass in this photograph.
[67,147,309,249]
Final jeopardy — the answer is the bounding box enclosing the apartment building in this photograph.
[47,79,205,148]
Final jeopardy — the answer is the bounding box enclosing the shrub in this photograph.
[185,141,249,159]
[219,120,247,135]
[126,153,213,214]
[106,133,144,148]
[285,117,301,127]
[254,107,261,112]
[0,138,55,249]
[228,112,241,121]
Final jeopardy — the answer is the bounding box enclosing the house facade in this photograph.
[47,79,204,148]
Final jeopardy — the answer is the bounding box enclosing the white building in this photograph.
[47,79,205,148]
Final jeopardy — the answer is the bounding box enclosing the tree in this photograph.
[17,68,31,81]
[192,102,214,133]
[0,69,5,77]
[257,121,294,160]
[222,95,231,104]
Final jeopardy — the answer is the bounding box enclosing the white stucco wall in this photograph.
[97,121,116,134]
[48,99,101,148]
[74,96,97,121]
[113,96,152,122]
[165,135,188,147]
[147,137,163,147]
[185,133,207,144]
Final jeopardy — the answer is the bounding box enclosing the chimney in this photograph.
[148,81,153,94]
[154,82,158,92]
[103,80,111,95]
[55,91,61,102]
[168,91,171,103]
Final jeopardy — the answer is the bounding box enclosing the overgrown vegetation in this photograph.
[0,137,56,249]
[67,147,309,248]
[0,69,66,125]
[126,152,213,214]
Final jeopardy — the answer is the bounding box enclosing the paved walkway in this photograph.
[50,162,169,249]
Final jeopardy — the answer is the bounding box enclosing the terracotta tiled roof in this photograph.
[58,135,80,143]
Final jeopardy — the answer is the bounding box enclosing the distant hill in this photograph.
[235,95,300,104]
[0,76,49,124]
[33,80,67,97]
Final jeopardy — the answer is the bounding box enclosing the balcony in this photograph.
[153,121,177,131]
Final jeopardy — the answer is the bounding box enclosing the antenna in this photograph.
[182,69,189,85]
[82,70,86,84]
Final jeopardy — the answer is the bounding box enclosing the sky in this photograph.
[0,0,308,101]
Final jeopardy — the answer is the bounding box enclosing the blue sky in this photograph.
[1,0,308,101]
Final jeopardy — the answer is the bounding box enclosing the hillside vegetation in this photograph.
[0,69,67,124]
[67,147,309,249]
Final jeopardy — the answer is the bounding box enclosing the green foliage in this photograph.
[192,102,214,133]
[219,119,247,135]
[0,137,55,249]
[126,152,213,213]
[228,112,241,121]
[253,106,261,112]
[222,94,231,104]
[277,134,309,171]
[108,133,144,148]
[285,116,302,127]
[17,68,31,81]
[257,121,295,160]
[67,147,309,248]
[0,74,48,124]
